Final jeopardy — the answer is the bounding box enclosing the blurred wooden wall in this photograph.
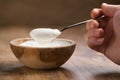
[0,0,119,26]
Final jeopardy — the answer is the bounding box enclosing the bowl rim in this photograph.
[10,38,76,49]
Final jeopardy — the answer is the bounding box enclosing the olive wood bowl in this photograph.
[10,38,76,69]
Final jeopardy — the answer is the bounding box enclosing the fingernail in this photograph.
[96,30,101,35]
[90,23,94,29]
[102,3,108,8]
[97,38,104,43]
[102,3,108,6]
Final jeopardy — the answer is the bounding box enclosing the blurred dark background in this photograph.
[0,0,119,26]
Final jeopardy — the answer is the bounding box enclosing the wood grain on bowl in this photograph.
[10,38,76,69]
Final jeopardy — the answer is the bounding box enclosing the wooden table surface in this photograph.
[0,26,120,80]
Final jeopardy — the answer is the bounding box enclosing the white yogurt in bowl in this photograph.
[20,39,71,47]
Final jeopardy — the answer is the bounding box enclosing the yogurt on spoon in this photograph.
[21,28,62,47]
[30,28,61,44]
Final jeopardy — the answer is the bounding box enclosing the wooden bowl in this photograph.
[10,38,76,69]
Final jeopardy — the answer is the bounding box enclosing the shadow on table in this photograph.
[94,72,120,80]
[0,61,74,79]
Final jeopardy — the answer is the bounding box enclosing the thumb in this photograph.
[101,3,119,17]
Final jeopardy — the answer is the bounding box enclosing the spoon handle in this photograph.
[61,15,106,32]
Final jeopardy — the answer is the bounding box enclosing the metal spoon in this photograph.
[60,15,106,32]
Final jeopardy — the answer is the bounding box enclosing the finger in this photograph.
[86,19,99,30]
[101,3,119,17]
[97,38,104,45]
[87,37,104,48]
[87,28,104,38]
[91,8,103,18]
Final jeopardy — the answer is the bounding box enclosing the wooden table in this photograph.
[0,26,120,80]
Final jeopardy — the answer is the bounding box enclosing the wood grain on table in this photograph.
[0,26,120,80]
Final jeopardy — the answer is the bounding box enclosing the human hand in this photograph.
[86,3,120,64]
